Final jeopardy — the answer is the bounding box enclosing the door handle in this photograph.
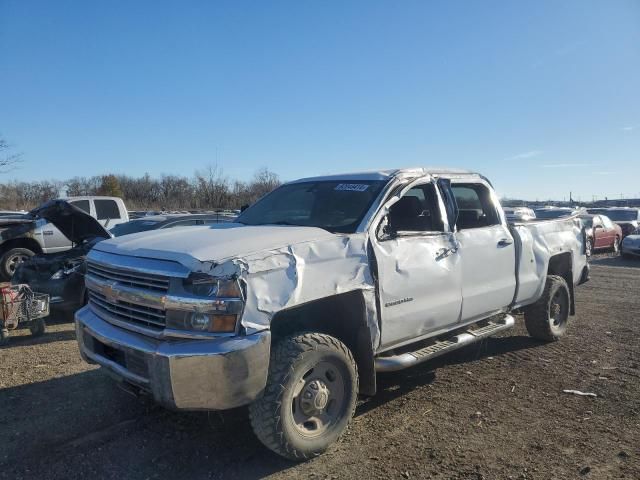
[436,246,458,260]
[497,238,513,247]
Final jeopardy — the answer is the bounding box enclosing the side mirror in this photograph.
[240,204,249,213]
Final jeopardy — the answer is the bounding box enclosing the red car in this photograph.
[580,214,623,257]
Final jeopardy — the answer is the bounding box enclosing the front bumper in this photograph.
[75,306,270,410]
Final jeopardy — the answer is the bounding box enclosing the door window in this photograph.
[95,200,121,220]
[69,200,90,214]
[387,183,444,234]
[451,184,500,229]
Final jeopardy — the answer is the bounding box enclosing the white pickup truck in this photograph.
[75,168,589,460]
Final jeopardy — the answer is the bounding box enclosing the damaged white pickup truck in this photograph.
[75,168,589,460]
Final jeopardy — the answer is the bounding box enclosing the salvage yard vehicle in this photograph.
[75,168,589,460]
[579,214,623,257]
[0,283,49,344]
[621,226,640,259]
[602,208,640,239]
[0,196,128,280]
[12,200,112,318]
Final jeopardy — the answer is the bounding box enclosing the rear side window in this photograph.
[95,199,121,220]
[451,184,500,229]
[70,200,90,214]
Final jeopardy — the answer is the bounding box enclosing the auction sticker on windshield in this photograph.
[334,184,370,192]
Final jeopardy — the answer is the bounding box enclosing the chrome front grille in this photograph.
[89,290,166,330]
[87,261,170,292]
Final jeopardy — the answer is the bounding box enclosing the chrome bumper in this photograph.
[75,306,270,410]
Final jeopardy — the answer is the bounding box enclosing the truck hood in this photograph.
[31,200,112,243]
[93,223,336,265]
[0,200,111,244]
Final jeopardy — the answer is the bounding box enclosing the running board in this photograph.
[374,314,515,372]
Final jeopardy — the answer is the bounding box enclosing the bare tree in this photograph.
[0,137,23,173]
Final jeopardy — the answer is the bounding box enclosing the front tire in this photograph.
[0,247,35,280]
[585,237,593,258]
[249,332,358,461]
[524,275,570,342]
[612,236,620,254]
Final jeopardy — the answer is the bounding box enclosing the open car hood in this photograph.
[30,200,112,244]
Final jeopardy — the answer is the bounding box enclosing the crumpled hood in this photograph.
[93,223,336,266]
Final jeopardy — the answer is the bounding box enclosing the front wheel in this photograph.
[0,247,35,280]
[0,328,9,346]
[585,237,593,258]
[524,275,570,342]
[249,332,358,461]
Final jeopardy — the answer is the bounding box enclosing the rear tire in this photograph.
[524,275,570,342]
[0,328,9,345]
[249,332,358,461]
[0,247,35,280]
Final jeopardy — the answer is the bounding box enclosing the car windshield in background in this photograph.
[606,210,638,221]
[533,209,574,219]
[236,180,386,233]
[110,220,161,237]
[579,216,593,228]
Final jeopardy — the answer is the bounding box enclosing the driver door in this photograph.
[371,179,463,350]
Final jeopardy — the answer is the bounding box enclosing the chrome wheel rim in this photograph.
[7,253,29,275]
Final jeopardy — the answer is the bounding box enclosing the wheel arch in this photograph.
[0,237,43,256]
[270,290,377,396]
[547,252,575,315]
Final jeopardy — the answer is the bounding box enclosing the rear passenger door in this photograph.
[452,182,516,322]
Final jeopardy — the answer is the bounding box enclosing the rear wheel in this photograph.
[0,328,8,345]
[249,332,358,461]
[585,237,593,258]
[524,275,570,342]
[0,247,35,280]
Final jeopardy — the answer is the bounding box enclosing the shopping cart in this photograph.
[0,283,50,345]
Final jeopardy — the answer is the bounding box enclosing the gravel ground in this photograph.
[1,255,639,479]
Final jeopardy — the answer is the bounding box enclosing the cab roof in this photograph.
[288,167,480,184]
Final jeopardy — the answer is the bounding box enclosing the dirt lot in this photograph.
[1,255,638,480]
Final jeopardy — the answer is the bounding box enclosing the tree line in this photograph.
[0,166,281,211]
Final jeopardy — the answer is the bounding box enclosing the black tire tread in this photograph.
[524,275,569,342]
[249,332,358,461]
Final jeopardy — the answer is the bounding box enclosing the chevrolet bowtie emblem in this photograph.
[103,284,117,302]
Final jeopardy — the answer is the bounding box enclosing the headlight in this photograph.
[50,262,83,280]
[165,274,244,334]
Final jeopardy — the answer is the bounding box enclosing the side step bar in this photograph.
[374,314,515,372]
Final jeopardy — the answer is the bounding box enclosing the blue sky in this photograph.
[1,0,639,200]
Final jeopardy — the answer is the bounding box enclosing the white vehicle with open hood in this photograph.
[75,168,589,460]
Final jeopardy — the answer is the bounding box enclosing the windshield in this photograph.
[110,220,161,237]
[534,209,573,219]
[236,180,387,233]
[605,210,638,221]
[579,216,593,228]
